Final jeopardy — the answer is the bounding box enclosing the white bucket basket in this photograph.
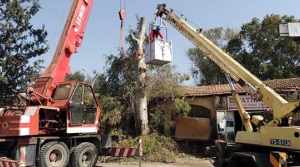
[145,39,173,65]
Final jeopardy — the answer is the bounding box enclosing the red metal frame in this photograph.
[33,0,94,100]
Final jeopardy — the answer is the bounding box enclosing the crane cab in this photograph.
[145,22,173,65]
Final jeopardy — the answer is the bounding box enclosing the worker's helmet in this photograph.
[156,25,161,30]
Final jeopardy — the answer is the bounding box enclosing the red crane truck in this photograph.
[0,0,136,166]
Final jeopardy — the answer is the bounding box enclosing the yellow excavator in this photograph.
[156,4,300,167]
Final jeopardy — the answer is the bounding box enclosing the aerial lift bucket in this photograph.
[145,21,173,65]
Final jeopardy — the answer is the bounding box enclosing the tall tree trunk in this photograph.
[130,17,149,136]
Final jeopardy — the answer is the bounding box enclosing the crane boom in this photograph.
[33,0,93,98]
[156,4,299,127]
[0,1,141,165]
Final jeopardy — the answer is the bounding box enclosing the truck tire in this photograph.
[67,146,77,167]
[67,143,84,167]
[38,141,70,167]
[70,142,98,167]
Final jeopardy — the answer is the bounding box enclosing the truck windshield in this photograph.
[53,84,71,100]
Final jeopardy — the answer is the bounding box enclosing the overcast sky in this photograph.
[31,0,300,86]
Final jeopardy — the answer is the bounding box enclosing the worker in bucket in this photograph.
[150,25,164,40]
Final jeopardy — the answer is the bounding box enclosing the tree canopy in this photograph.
[188,15,300,85]
[187,27,239,85]
[63,17,191,136]
[226,15,300,80]
[0,0,48,104]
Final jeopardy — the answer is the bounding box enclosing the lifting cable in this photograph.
[172,8,202,32]
[42,0,71,61]
[119,0,127,57]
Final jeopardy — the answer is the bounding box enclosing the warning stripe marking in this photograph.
[0,158,18,167]
[270,151,286,167]
[110,147,138,157]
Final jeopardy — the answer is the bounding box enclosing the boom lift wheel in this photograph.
[38,141,70,167]
[70,142,98,167]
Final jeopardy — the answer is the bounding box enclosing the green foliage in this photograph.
[226,15,300,80]
[149,108,165,129]
[187,47,226,85]
[103,53,135,97]
[146,64,190,130]
[103,133,187,163]
[98,95,123,134]
[0,0,48,104]
[189,15,300,85]
[187,27,239,85]
[171,98,191,117]
[65,70,85,82]
[98,54,136,134]
[147,64,189,100]
[139,133,186,162]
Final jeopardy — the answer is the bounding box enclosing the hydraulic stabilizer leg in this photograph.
[225,74,253,132]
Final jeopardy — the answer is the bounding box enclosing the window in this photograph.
[53,84,71,100]
[83,86,96,107]
[71,84,84,104]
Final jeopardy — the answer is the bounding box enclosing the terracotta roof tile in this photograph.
[183,83,246,97]
[183,77,300,97]
[263,77,300,92]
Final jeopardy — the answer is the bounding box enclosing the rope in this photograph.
[120,0,126,10]
[120,20,127,57]
[119,0,127,57]
[124,0,126,10]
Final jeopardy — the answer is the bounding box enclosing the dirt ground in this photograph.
[96,157,214,167]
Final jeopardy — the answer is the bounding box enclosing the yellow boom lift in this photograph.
[155,4,300,167]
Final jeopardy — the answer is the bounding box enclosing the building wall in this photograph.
[160,95,231,140]
[161,90,300,140]
[185,96,218,139]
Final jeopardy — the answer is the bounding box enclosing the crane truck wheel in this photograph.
[38,141,70,167]
[70,142,98,167]
[67,143,85,167]
[67,146,77,167]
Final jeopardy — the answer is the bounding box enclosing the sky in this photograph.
[31,0,300,86]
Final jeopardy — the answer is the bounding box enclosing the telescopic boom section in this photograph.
[156,4,299,126]
[33,0,94,98]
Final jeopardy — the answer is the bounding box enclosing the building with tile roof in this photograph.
[162,77,300,143]
[183,77,300,97]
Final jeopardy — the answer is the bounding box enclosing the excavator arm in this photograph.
[32,0,94,100]
[156,4,299,127]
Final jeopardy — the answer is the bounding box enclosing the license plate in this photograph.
[270,139,291,146]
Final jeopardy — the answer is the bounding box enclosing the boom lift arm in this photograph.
[155,4,299,128]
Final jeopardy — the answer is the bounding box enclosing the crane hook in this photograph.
[119,9,126,21]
